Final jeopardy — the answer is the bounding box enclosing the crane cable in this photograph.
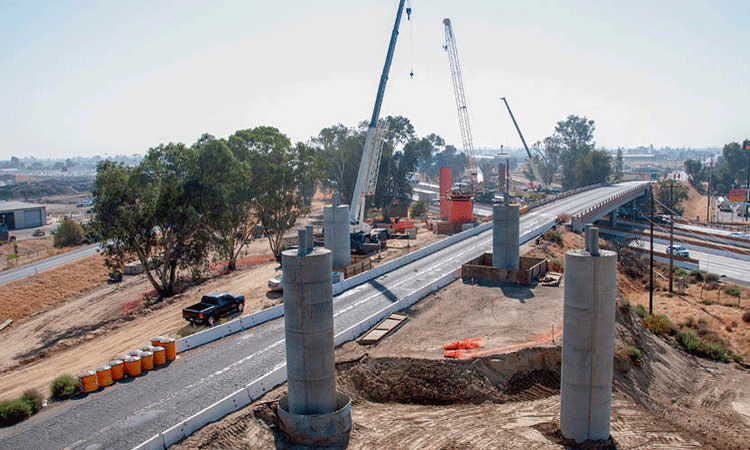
[407,1,414,78]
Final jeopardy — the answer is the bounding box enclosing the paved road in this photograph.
[0,182,648,450]
[0,244,100,286]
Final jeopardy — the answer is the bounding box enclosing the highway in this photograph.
[0,243,100,286]
[0,182,648,450]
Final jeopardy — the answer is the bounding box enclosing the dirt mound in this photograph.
[337,354,561,406]
[613,309,750,450]
[0,178,90,201]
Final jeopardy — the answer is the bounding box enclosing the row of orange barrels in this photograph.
[78,336,176,393]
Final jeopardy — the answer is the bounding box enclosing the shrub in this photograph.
[675,329,701,352]
[705,273,720,283]
[50,374,79,400]
[0,399,32,426]
[53,219,85,248]
[689,270,705,282]
[634,304,648,318]
[544,229,563,245]
[646,314,675,336]
[617,298,632,313]
[555,213,571,224]
[724,286,741,298]
[625,346,642,363]
[743,310,750,324]
[410,200,428,218]
[20,390,43,414]
[700,299,716,306]
[674,267,688,278]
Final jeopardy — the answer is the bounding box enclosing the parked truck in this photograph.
[182,292,244,327]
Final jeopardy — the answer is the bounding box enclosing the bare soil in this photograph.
[0,197,445,401]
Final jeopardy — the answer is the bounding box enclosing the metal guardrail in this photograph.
[570,183,651,230]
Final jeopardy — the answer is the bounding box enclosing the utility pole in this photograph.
[706,156,714,223]
[668,183,674,294]
[650,188,654,314]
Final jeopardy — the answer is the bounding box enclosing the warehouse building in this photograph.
[0,201,47,230]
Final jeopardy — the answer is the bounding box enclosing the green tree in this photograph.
[372,116,419,218]
[93,143,208,298]
[684,159,708,191]
[532,135,563,186]
[311,124,363,205]
[233,126,316,255]
[613,148,624,182]
[655,180,689,216]
[53,219,84,248]
[555,115,608,189]
[192,135,257,271]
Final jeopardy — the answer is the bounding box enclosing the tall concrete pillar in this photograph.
[324,193,351,268]
[278,229,351,447]
[560,225,617,443]
[492,202,520,270]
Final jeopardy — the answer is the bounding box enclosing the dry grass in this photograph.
[0,253,109,322]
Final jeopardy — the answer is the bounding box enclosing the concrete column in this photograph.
[324,193,351,268]
[560,226,617,443]
[492,203,520,270]
[283,233,335,415]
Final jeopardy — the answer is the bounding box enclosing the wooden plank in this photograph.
[359,313,409,345]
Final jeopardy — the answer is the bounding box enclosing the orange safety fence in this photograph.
[443,337,486,350]
[444,325,563,359]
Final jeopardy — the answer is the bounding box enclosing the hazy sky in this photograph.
[1,0,748,159]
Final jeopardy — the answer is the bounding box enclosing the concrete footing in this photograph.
[560,226,617,443]
[277,392,352,448]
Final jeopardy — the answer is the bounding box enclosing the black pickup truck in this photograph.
[182,292,244,326]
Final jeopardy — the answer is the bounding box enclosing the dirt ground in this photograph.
[0,196,446,401]
[170,269,750,450]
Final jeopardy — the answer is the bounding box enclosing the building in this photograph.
[0,201,47,230]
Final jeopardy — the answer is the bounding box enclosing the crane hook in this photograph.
[409,70,414,79]
[406,7,411,21]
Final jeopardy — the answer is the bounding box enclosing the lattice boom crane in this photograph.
[443,18,478,188]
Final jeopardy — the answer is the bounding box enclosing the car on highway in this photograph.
[728,232,750,240]
[665,245,689,257]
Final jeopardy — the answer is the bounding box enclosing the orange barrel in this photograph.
[152,346,166,366]
[160,337,176,361]
[140,345,155,353]
[124,355,141,376]
[96,365,113,387]
[139,351,154,371]
[127,349,141,357]
[150,336,165,347]
[109,359,124,381]
[78,370,98,393]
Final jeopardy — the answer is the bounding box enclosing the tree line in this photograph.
[684,142,749,197]
[93,114,615,298]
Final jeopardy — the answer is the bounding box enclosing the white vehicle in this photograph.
[665,245,689,257]
[728,232,750,240]
[268,275,283,292]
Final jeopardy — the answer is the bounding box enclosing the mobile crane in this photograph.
[500,97,545,191]
[348,0,410,248]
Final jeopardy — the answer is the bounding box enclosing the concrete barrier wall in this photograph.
[175,304,284,353]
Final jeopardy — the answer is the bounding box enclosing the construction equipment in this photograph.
[443,18,480,190]
[349,0,410,246]
[500,97,545,190]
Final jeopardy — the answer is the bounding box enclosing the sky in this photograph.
[1,0,749,159]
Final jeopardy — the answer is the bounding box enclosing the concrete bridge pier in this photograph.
[560,225,617,443]
[492,200,520,270]
[324,192,351,268]
[278,227,351,448]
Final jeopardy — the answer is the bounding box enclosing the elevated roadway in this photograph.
[0,182,650,450]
